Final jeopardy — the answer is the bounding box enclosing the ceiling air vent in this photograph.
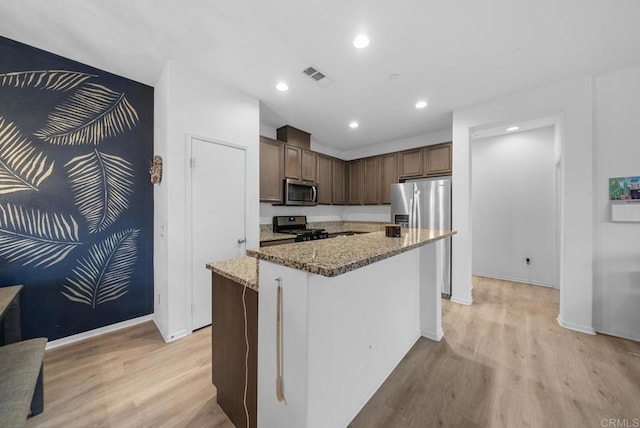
[303,66,325,81]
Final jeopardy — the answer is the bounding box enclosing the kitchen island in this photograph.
[246,228,455,428]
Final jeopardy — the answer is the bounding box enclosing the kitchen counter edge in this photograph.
[248,229,456,278]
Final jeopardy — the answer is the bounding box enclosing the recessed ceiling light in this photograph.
[276,82,289,92]
[353,34,370,49]
[415,100,428,109]
[506,126,520,132]
[349,121,359,129]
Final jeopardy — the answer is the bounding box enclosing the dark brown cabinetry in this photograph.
[380,153,398,204]
[362,156,380,204]
[277,125,311,149]
[301,149,317,182]
[259,133,451,206]
[347,159,363,205]
[423,142,452,176]
[399,148,423,179]
[212,273,257,428]
[284,145,301,180]
[259,137,284,203]
[316,154,333,204]
[332,159,346,205]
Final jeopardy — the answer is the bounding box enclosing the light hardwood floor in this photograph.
[350,276,640,428]
[26,277,639,428]
[26,322,233,428]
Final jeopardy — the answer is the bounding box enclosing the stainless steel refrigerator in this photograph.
[390,177,452,298]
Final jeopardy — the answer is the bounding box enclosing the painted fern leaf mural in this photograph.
[0,70,96,91]
[0,117,54,194]
[0,203,81,268]
[34,83,139,145]
[65,149,133,233]
[62,228,139,308]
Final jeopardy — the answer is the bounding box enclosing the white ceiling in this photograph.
[1,0,639,150]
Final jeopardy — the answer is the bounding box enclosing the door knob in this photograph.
[237,238,246,244]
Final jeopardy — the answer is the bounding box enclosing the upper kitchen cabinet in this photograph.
[347,159,363,205]
[398,148,423,179]
[423,142,452,176]
[277,125,311,149]
[332,158,346,205]
[316,154,332,205]
[259,136,284,203]
[301,149,317,182]
[380,153,398,204]
[284,145,302,180]
[362,156,380,204]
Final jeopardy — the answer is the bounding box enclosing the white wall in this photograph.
[594,64,640,341]
[472,127,556,287]
[342,128,452,161]
[154,60,260,341]
[452,75,594,335]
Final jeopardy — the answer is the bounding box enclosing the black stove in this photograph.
[272,216,329,242]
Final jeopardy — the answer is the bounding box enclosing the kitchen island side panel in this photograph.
[257,245,441,428]
[211,272,258,428]
[306,249,422,428]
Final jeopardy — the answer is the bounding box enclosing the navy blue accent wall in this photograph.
[0,36,154,341]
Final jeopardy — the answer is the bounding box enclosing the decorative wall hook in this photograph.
[149,155,163,184]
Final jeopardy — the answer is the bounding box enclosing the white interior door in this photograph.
[190,136,246,330]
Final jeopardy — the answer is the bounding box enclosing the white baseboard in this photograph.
[156,326,191,343]
[557,315,596,335]
[46,314,154,350]
[422,328,444,342]
[450,294,473,305]
[594,326,640,342]
[473,272,556,288]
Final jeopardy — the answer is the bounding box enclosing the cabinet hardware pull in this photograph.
[276,279,285,402]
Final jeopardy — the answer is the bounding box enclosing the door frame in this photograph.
[185,133,247,333]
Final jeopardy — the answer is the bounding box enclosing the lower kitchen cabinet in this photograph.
[316,154,332,204]
[212,273,257,428]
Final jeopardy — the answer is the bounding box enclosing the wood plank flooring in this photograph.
[26,322,233,428]
[26,276,639,428]
[350,276,640,428]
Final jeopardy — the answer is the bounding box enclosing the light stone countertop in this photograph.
[259,221,386,243]
[247,228,456,278]
[206,256,258,291]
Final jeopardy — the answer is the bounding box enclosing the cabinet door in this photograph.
[259,137,284,202]
[316,154,333,205]
[284,145,301,180]
[380,153,398,204]
[424,142,452,176]
[301,149,317,182]
[347,159,363,205]
[362,156,380,204]
[332,159,346,205]
[399,148,423,178]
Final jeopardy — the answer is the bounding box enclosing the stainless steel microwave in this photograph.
[284,178,318,206]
